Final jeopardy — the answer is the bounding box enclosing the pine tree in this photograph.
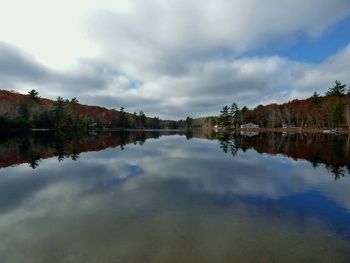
[219,105,231,127]
[52,96,67,129]
[229,102,241,128]
[326,80,347,97]
[311,91,321,104]
[69,97,80,128]
[119,107,129,128]
[332,102,344,127]
[185,116,193,129]
[28,89,40,103]
[139,110,146,127]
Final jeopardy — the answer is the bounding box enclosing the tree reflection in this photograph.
[0,131,169,169]
[71,153,79,161]
[29,156,41,169]
[216,131,350,180]
[217,132,238,157]
[2,131,350,180]
[185,130,193,140]
[325,165,346,180]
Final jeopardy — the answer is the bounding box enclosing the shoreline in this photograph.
[25,127,350,134]
[235,127,350,134]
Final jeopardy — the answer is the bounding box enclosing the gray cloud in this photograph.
[1,1,350,119]
[0,42,53,85]
[85,0,350,116]
[0,42,123,99]
[89,0,350,78]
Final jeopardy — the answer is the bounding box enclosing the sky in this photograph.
[1,0,350,119]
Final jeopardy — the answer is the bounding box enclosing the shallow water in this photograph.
[0,132,350,262]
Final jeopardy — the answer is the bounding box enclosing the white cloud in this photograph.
[89,0,350,76]
[293,44,350,95]
[0,0,350,118]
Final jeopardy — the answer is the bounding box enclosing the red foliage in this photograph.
[0,89,127,122]
[242,95,350,128]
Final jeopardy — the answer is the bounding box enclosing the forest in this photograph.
[211,81,350,129]
[2,80,350,133]
[0,89,186,133]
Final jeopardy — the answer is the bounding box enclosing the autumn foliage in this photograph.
[0,89,182,131]
[215,81,350,129]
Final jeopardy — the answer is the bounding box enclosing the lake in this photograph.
[0,131,350,262]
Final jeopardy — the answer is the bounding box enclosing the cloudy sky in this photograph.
[1,0,350,119]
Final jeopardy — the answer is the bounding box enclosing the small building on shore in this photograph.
[213,124,223,131]
[240,123,259,129]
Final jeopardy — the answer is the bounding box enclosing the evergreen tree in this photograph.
[52,96,67,129]
[332,102,344,127]
[132,111,138,128]
[139,110,147,127]
[219,105,231,127]
[150,117,161,129]
[185,116,193,129]
[311,91,321,104]
[28,89,40,103]
[240,106,249,124]
[69,97,80,128]
[326,80,347,97]
[229,102,241,128]
[18,102,30,121]
[241,106,249,113]
[70,97,79,104]
[119,107,129,128]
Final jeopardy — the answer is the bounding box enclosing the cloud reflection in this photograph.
[0,134,349,262]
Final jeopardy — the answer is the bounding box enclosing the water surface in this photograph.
[0,132,350,262]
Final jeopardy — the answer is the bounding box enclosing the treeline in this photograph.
[0,90,93,133]
[211,81,350,129]
[102,107,162,130]
[0,89,185,132]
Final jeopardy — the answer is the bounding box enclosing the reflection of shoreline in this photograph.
[240,131,259,137]
[215,132,350,179]
[2,131,350,179]
[0,131,186,169]
[237,127,350,134]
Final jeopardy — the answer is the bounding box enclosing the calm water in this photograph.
[0,131,350,262]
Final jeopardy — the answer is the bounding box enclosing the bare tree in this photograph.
[268,108,276,128]
[276,107,285,125]
[346,104,350,129]
[283,106,291,125]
